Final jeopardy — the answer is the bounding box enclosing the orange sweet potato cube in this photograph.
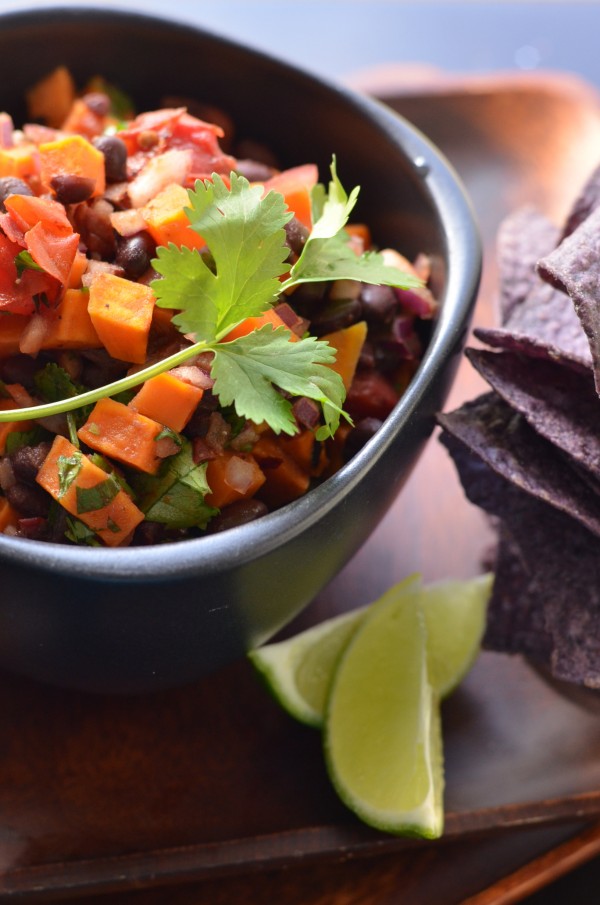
[88,272,155,364]
[40,289,102,350]
[129,371,204,433]
[35,435,145,546]
[78,397,165,475]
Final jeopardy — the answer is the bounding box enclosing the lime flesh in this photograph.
[249,573,491,727]
[248,573,492,839]
[423,573,493,696]
[324,585,444,838]
[248,575,421,727]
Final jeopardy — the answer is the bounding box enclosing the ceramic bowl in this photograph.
[0,5,481,693]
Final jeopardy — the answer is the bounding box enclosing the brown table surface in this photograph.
[2,68,600,905]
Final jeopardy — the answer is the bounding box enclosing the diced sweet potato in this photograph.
[222,308,298,343]
[87,272,155,364]
[0,497,19,532]
[26,66,76,128]
[252,433,310,507]
[129,371,204,432]
[0,144,38,180]
[39,134,106,197]
[205,450,266,508]
[78,397,165,475]
[0,314,30,358]
[142,182,205,250]
[40,289,102,350]
[36,435,144,546]
[320,320,367,391]
[261,164,318,230]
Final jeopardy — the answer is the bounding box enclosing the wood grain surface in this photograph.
[1,71,600,904]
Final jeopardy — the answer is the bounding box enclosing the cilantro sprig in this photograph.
[0,159,422,439]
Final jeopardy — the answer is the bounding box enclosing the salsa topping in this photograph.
[0,68,436,546]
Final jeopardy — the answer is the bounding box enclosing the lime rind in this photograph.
[423,573,493,696]
[248,573,422,728]
[248,608,365,727]
[248,572,492,841]
[323,584,444,838]
[249,572,491,728]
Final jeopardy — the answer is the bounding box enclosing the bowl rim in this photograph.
[0,3,482,580]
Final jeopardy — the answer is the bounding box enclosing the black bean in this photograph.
[0,176,33,212]
[235,159,276,182]
[10,441,52,484]
[284,217,310,257]
[343,417,384,461]
[311,297,363,335]
[358,338,376,370]
[50,174,95,205]
[292,397,320,430]
[5,482,51,518]
[209,499,269,533]
[286,281,328,317]
[0,354,39,387]
[132,521,170,546]
[82,92,111,117]
[359,284,397,323]
[115,232,156,279]
[80,349,129,389]
[92,135,128,183]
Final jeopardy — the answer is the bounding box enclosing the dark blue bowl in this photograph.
[0,6,481,693]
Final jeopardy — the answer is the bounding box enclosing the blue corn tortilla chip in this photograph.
[503,278,591,361]
[465,347,600,479]
[485,528,554,663]
[437,392,600,538]
[538,205,600,390]
[560,161,600,240]
[472,326,591,372]
[496,206,559,323]
[439,431,600,688]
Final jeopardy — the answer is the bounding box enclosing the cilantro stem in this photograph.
[0,341,210,423]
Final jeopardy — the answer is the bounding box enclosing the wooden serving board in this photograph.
[2,70,600,903]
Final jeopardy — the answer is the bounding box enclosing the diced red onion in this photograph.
[128,149,193,208]
[0,113,14,148]
[169,365,214,390]
[18,314,49,357]
[156,436,181,459]
[393,285,438,319]
[224,455,257,494]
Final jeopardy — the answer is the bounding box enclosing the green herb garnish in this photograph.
[132,440,217,530]
[64,516,102,546]
[56,452,82,497]
[14,250,45,277]
[0,159,422,437]
[75,475,120,514]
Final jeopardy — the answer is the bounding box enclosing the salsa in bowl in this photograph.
[0,6,480,692]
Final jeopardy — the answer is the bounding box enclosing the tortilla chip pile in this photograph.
[438,168,600,689]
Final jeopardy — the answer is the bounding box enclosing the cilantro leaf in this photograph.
[133,441,217,529]
[64,516,102,546]
[57,451,82,497]
[15,250,45,277]
[212,326,346,437]
[34,362,81,403]
[4,426,48,454]
[286,231,424,288]
[75,475,121,514]
[309,156,360,241]
[283,156,423,292]
[152,173,291,341]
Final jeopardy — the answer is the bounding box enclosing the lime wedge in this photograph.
[423,573,493,696]
[249,573,491,727]
[248,574,421,727]
[324,584,444,838]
